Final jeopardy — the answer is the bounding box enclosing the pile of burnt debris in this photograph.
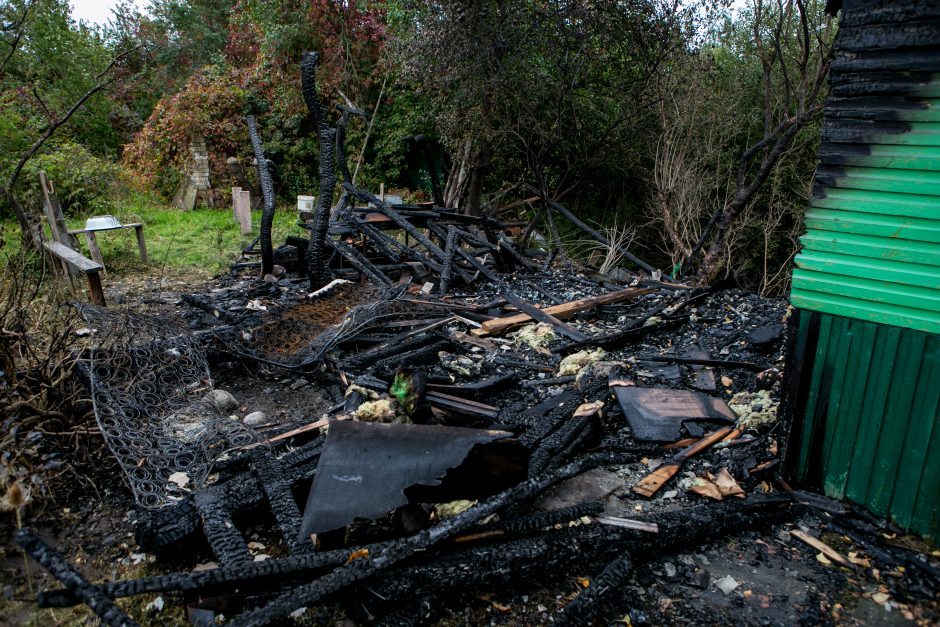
[16,53,940,626]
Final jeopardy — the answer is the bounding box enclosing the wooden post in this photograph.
[236,189,252,235]
[84,231,106,275]
[134,225,149,264]
[232,186,242,221]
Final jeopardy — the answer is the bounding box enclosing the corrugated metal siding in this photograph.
[794,311,940,544]
[790,2,940,335]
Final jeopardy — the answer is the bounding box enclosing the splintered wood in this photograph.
[476,287,654,336]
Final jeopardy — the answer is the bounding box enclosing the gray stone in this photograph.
[209,389,238,413]
[244,411,268,427]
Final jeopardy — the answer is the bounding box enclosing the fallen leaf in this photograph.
[577,577,591,588]
[688,476,723,500]
[721,376,733,387]
[816,552,832,565]
[714,468,746,498]
[491,602,511,613]
[759,594,772,608]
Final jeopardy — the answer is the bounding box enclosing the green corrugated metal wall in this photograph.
[789,2,940,334]
[788,2,940,542]
[793,311,939,544]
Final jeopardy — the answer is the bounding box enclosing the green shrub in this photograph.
[20,142,128,215]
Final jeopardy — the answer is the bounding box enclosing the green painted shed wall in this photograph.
[785,2,940,542]
[793,310,939,544]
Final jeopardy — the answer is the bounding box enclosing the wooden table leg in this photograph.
[84,231,106,276]
[134,225,149,264]
[86,270,106,307]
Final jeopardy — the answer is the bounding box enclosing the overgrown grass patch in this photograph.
[2,193,309,281]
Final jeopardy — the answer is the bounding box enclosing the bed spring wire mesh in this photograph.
[220,293,453,369]
[79,306,259,509]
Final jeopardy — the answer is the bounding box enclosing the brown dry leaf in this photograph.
[759,594,772,609]
[491,602,511,613]
[721,376,733,387]
[871,592,890,605]
[768,439,778,456]
[577,577,591,588]
[715,468,746,498]
[816,552,833,565]
[688,477,723,500]
[345,548,370,563]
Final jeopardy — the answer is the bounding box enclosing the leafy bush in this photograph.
[19,142,128,215]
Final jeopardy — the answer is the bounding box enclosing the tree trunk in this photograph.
[464,141,490,217]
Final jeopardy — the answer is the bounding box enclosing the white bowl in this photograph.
[85,215,123,231]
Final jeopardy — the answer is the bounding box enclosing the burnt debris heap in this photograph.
[17,49,940,626]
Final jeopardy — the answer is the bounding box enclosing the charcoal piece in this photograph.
[748,323,784,349]
[612,387,736,442]
[298,420,521,538]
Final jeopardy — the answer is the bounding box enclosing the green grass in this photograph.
[2,193,309,281]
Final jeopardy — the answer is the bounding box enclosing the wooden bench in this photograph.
[42,240,106,306]
[67,223,148,275]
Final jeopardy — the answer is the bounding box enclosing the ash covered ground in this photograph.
[1,264,937,626]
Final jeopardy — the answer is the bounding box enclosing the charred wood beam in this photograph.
[194,487,253,567]
[335,104,365,185]
[456,226,496,250]
[302,51,339,289]
[497,234,537,270]
[137,438,323,555]
[503,293,589,342]
[343,182,448,262]
[340,333,441,371]
[636,354,761,370]
[16,529,139,627]
[523,183,666,279]
[326,238,394,287]
[491,355,555,373]
[225,452,634,626]
[557,316,685,354]
[425,390,499,420]
[454,244,501,283]
[371,340,449,373]
[38,540,398,609]
[356,221,402,262]
[181,293,241,325]
[251,449,310,555]
[360,495,791,615]
[439,226,458,295]
[556,553,632,626]
[246,115,276,278]
[426,373,517,399]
